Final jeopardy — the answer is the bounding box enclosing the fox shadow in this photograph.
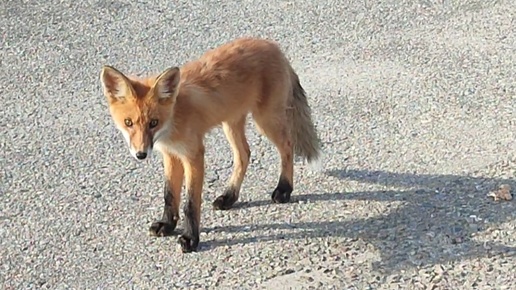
[201,168,516,273]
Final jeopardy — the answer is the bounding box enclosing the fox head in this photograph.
[100,66,180,160]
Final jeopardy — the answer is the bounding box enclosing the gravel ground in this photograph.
[1,0,515,289]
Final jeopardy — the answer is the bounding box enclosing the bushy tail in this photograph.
[289,68,323,170]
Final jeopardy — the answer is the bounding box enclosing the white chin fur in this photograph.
[129,148,153,160]
[129,148,138,159]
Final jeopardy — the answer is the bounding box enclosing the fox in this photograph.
[100,37,322,253]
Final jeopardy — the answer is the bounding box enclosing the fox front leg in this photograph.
[177,147,205,253]
[149,153,184,237]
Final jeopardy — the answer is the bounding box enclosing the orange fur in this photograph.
[100,37,321,252]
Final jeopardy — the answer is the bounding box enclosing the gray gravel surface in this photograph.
[1,0,516,289]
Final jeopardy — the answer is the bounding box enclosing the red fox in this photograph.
[100,37,321,252]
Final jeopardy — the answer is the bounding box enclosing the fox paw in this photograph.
[271,178,293,204]
[212,195,237,210]
[272,190,291,203]
[149,220,177,237]
[178,235,199,253]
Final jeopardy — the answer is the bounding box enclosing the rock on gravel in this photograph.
[488,184,512,201]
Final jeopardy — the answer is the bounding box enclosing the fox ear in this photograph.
[153,67,181,101]
[100,65,133,102]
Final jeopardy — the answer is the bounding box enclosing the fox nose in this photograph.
[135,151,147,160]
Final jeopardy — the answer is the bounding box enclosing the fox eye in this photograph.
[149,119,159,128]
[124,118,133,127]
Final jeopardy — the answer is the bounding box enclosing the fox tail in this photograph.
[288,67,323,171]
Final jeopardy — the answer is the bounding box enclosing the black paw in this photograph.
[178,235,199,253]
[212,188,238,210]
[149,220,177,237]
[272,189,291,203]
[271,177,293,204]
[212,195,237,210]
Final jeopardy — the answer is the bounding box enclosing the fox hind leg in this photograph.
[213,116,251,210]
[253,110,294,204]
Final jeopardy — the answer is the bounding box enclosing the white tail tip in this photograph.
[306,151,325,173]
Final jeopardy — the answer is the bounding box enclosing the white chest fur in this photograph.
[154,139,190,158]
